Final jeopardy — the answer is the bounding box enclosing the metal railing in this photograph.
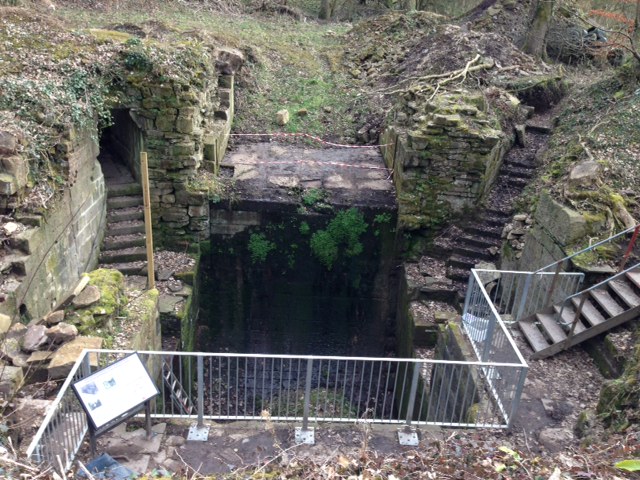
[536,224,639,274]
[470,269,584,322]
[27,346,528,470]
[556,262,640,330]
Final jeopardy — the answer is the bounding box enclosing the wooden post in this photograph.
[141,152,156,290]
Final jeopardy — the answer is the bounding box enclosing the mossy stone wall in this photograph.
[0,130,106,326]
[381,90,507,232]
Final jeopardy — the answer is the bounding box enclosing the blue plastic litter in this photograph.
[77,453,136,480]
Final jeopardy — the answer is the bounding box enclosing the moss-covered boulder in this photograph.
[597,343,640,432]
[65,269,126,338]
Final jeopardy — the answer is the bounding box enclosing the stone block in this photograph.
[0,366,24,399]
[162,194,176,204]
[0,131,19,155]
[47,336,102,379]
[46,322,78,344]
[433,114,461,126]
[569,160,601,188]
[1,156,28,189]
[276,109,289,126]
[218,74,234,89]
[188,205,208,217]
[171,143,195,156]
[22,324,49,352]
[534,191,588,245]
[155,116,176,132]
[0,173,17,195]
[0,313,11,333]
[175,116,194,134]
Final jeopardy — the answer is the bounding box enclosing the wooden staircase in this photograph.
[518,265,640,359]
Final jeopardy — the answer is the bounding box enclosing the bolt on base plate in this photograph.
[397,427,419,446]
[295,427,315,445]
[187,423,210,441]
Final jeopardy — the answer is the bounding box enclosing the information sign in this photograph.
[72,353,159,430]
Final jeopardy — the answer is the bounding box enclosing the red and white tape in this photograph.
[228,132,392,149]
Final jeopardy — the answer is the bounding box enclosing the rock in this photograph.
[0,131,19,155]
[72,285,101,308]
[44,310,65,326]
[26,350,54,365]
[538,428,574,452]
[47,336,103,379]
[22,324,49,352]
[157,268,173,281]
[513,214,528,222]
[297,109,309,117]
[434,311,457,324]
[568,160,601,187]
[158,295,182,314]
[0,335,28,368]
[323,106,333,113]
[574,409,596,438]
[0,173,17,195]
[534,191,588,245]
[58,275,91,309]
[215,47,244,74]
[46,322,78,344]
[514,124,526,147]
[276,109,289,126]
[2,222,19,236]
[0,366,24,398]
[0,313,11,334]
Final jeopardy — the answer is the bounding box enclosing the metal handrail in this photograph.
[535,224,639,273]
[556,261,640,326]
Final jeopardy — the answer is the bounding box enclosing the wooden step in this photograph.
[518,320,550,353]
[627,270,640,290]
[570,296,605,326]
[552,305,587,334]
[535,313,567,344]
[590,288,625,317]
[609,278,640,308]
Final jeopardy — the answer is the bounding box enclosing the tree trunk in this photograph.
[523,0,554,58]
[635,0,640,42]
[319,0,331,19]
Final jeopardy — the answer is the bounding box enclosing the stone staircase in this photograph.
[518,265,640,359]
[440,127,545,290]
[99,158,148,276]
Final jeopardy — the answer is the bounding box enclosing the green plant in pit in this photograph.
[310,208,368,269]
[248,233,276,264]
[302,188,327,207]
[373,212,392,225]
[299,221,311,235]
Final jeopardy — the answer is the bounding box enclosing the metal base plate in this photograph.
[187,423,210,441]
[397,428,419,446]
[295,427,315,445]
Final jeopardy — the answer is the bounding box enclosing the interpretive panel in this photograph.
[72,353,159,430]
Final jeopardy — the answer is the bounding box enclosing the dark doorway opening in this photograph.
[98,109,144,183]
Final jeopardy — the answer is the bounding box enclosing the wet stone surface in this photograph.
[222,143,396,209]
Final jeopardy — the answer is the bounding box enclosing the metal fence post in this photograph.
[295,358,315,444]
[197,356,204,428]
[187,355,209,441]
[508,366,528,428]
[515,273,533,321]
[405,363,420,426]
[481,313,497,363]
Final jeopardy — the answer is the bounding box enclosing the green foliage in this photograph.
[248,233,276,264]
[615,459,640,472]
[310,208,368,269]
[299,221,311,235]
[302,188,326,207]
[122,39,153,72]
[373,212,392,224]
